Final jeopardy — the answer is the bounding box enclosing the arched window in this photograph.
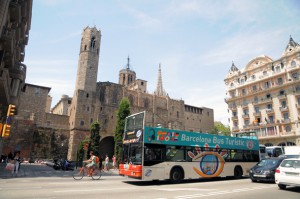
[265,143,273,147]
[291,60,296,68]
[278,142,286,146]
[90,36,96,49]
[285,125,291,132]
[254,96,258,103]
[287,142,296,146]
[80,121,84,126]
[292,72,299,80]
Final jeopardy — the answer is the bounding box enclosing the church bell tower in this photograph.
[68,26,101,160]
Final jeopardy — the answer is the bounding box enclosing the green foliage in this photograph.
[77,137,89,161]
[87,121,101,159]
[114,98,130,164]
[210,121,230,136]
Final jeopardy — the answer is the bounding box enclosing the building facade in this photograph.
[225,36,300,147]
[0,0,32,156]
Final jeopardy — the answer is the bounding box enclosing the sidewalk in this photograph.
[0,163,120,179]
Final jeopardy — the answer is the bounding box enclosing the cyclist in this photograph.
[83,151,96,176]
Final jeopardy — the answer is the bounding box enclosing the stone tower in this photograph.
[68,26,101,160]
[118,56,136,86]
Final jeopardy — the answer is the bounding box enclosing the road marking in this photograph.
[54,187,136,193]
[0,186,42,191]
[175,185,275,199]
[154,188,217,192]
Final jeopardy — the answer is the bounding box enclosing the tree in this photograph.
[77,137,89,163]
[114,98,130,165]
[87,121,101,159]
[210,121,230,136]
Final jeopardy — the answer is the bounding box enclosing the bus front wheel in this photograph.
[170,167,183,183]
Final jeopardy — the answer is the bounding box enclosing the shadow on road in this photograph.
[123,176,250,186]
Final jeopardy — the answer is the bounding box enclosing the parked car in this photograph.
[275,158,300,190]
[249,157,286,182]
[278,154,300,159]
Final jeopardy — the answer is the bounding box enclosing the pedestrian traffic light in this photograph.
[2,124,11,137]
[7,104,16,116]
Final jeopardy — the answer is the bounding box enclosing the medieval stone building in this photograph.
[3,26,214,161]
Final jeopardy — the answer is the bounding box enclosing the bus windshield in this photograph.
[122,143,142,165]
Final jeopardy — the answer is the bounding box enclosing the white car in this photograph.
[275,158,300,190]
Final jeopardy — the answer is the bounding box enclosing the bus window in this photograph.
[166,146,184,161]
[129,143,142,164]
[144,144,165,166]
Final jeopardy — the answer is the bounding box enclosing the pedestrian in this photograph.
[105,155,109,171]
[112,155,117,169]
[12,152,21,176]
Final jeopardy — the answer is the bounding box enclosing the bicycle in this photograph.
[72,164,102,180]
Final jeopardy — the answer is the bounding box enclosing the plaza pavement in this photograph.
[0,162,119,179]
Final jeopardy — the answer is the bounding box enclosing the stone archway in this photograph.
[99,136,115,160]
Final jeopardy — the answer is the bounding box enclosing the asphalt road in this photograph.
[0,165,299,199]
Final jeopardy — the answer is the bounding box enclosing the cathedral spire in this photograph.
[155,63,167,97]
[126,56,130,69]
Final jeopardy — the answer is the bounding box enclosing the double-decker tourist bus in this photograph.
[119,111,260,183]
[233,131,267,160]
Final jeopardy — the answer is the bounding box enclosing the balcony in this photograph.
[281,119,290,124]
[281,130,296,137]
[277,94,287,99]
[242,104,248,108]
[231,116,238,121]
[232,126,239,132]
[256,97,273,105]
[229,105,237,110]
[257,130,279,138]
[243,125,250,130]
[259,122,267,126]
[242,114,249,119]
[253,112,261,117]
[266,109,274,114]
[294,89,300,96]
[279,106,289,112]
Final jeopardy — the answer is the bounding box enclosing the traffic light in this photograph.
[0,123,3,133]
[7,104,16,116]
[2,124,11,137]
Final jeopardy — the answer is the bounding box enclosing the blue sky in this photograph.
[24,0,300,125]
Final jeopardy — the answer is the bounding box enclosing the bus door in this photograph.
[119,143,143,178]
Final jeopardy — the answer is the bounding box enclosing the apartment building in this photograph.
[224,36,300,147]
